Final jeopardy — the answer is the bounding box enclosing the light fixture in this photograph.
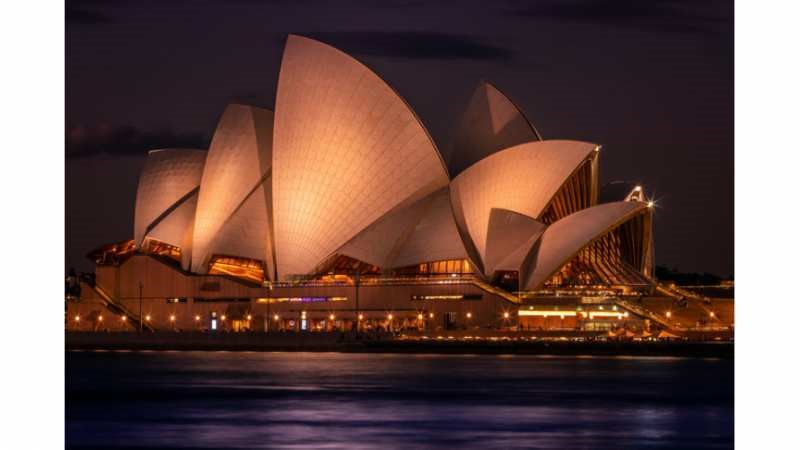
[358,314,364,320]
[329,314,335,320]
[170,315,175,322]
[247,314,252,321]
[429,312,434,319]
[466,312,472,319]
[98,315,103,322]
[274,314,280,321]
[503,312,510,319]
[666,311,672,318]
[417,314,424,320]
[387,314,393,320]
[145,315,151,321]
[74,315,80,322]
[195,315,201,321]
[121,315,127,322]
[647,201,655,208]
[221,315,226,321]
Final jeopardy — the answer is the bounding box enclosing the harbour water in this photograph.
[66,351,733,449]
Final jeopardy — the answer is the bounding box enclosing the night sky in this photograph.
[65,0,733,277]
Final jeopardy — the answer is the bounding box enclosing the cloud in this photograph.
[66,124,209,158]
[302,31,514,61]
[507,0,730,35]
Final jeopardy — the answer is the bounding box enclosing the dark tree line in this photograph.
[655,266,732,285]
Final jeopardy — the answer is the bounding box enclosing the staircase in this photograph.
[84,282,155,331]
[656,283,715,316]
[614,298,675,329]
[470,278,521,304]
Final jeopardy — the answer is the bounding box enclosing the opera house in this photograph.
[68,35,731,334]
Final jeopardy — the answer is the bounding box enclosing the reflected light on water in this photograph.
[66,352,732,449]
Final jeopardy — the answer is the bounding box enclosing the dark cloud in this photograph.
[507,0,729,34]
[66,6,114,25]
[66,125,208,158]
[303,32,514,61]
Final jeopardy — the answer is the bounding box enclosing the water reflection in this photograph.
[66,352,733,449]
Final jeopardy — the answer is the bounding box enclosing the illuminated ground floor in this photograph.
[66,254,733,334]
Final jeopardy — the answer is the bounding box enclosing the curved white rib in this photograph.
[484,208,546,275]
[448,81,540,177]
[273,35,449,279]
[191,104,273,272]
[133,148,206,247]
[523,201,649,290]
[450,140,598,273]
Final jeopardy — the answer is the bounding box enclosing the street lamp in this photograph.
[354,270,361,335]
[266,283,273,333]
[138,281,144,332]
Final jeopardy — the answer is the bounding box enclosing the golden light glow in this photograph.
[647,201,655,208]
[417,314,424,320]
[145,315,151,321]
[387,314,394,320]
[429,312,434,319]
[121,315,127,321]
[666,311,672,318]
[709,311,716,318]
[466,312,472,319]
[503,312,510,319]
[412,294,464,300]
[518,310,578,317]
[358,314,364,320]
[170,315,176,322]
[195,315,201,321]
[247,315,252,321]
[98,315,103,322]
[274,314,280,321]
[634,185,642,191]
[74,315,80,322]
[221,315,226,321]
[589,311,624,319]
[329,314,335,321]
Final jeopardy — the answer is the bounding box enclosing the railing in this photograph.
[656,282,717,317]
[86,283,155,332]
[615,298,676,329]
[267,275,478,289]
[470,279,521,305]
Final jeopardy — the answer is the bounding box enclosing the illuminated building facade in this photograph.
[69,35,681,334]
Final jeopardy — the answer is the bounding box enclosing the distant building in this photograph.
[71,35,675,334]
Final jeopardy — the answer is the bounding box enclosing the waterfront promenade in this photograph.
[65,331,733,357]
